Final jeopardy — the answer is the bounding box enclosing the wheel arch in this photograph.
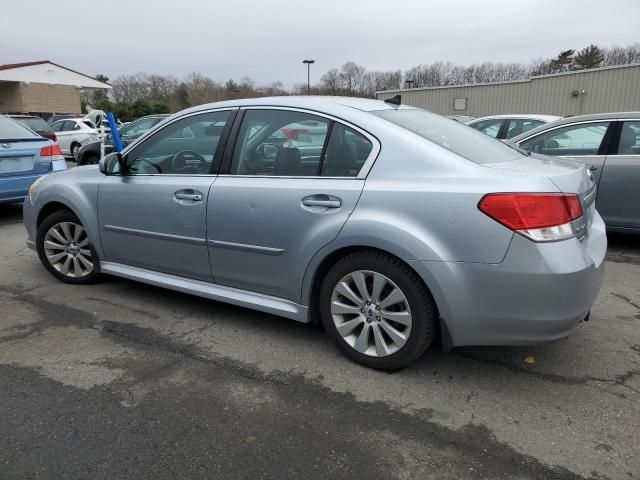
[302,240,452,346]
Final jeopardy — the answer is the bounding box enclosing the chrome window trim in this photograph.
[229,105,382,180]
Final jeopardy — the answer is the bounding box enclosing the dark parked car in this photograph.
[9,115,57,142]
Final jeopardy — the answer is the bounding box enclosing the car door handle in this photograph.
[174,191,203,201]
[302,195,341,208]
[588,165,599,171]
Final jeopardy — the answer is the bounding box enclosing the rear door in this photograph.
[207,108,379,302]
[596,120,640,229]
[517,120,614,186]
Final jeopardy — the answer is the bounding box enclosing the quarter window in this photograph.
[617,121,640,155]
[519,122,610,156]
[124,110,231,175]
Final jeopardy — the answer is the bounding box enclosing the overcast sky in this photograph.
[2,0,639,87]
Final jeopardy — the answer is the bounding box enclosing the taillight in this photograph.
[478,193,584,242]
[40,144,65,161]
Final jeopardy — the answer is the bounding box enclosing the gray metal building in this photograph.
[376,64,640,117]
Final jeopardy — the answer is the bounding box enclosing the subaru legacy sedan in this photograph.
[23,97,606,370]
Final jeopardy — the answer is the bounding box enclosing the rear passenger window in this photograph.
[520,122,610,156]
[230,110,330,176]
[617,121,640,155]
[321,123,373,177]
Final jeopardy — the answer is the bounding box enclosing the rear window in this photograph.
[15,117,52,132]
[372,109,523,164]
[0,115,40,140]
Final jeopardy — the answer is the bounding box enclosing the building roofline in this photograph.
[376,62,640,95]
[0,60,111,87]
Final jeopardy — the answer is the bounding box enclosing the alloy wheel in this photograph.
[330,270,412,357]
[43,221,93,278]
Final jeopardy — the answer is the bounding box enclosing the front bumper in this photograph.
[412,212,607,347]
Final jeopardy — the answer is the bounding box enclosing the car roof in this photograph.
[181,96,416,116]
[468,114,561,123]
[7,114,41,119]
[509,111,640,143]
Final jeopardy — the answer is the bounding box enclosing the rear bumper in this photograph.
[412,212,607,347]
[0,173,44,204]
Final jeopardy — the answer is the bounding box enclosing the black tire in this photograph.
[70,143,81,161]
[319,250,437,371]
[36,210,101,284]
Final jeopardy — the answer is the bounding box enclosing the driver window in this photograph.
[124,110,231,175]
[230,110,330,176]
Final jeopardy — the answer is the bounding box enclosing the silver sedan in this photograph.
[23,97,606,370]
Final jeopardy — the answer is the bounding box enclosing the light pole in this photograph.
[302,59,315,95]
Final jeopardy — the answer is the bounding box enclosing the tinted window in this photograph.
[0,115,39,140]
[505,119,545,139]
[617,121,640,155]
[372,109,523,164]
[51,121,65,132]
[519,122,610,156]
[321,123,373,177]
[124,110,231,175]
[469,118,503,138]
[230,110,330,176]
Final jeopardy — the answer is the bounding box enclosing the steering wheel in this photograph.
[171,150,207,174]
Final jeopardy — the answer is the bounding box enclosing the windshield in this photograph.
[0,115,40,141]
[371,109,524,164]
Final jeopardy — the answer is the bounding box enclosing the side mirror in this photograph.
[99,152,122,175]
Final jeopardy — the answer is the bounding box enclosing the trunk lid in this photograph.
[0,139,52,177]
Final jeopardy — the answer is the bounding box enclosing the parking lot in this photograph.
[0,202,637,480]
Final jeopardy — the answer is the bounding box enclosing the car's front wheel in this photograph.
[319,251,437,371]
[36,210,101,284]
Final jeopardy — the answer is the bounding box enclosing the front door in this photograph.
[207,108,378,302]
[98,109,235,281]
[596,120,640,229]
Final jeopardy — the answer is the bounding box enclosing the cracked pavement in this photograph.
[0,203,639,479]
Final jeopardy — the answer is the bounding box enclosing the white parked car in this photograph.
[466,114,561,140]
[50,118,99,160]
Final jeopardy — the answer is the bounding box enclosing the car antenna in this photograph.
[384,94,401,106]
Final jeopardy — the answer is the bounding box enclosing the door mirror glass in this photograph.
[99,152,122,175]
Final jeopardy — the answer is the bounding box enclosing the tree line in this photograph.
[83,42,640,121]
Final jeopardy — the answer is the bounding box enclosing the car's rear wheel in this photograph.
[319,251,436,371]
[36,210,101,284]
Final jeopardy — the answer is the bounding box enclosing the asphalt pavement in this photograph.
[0,202,638,480]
